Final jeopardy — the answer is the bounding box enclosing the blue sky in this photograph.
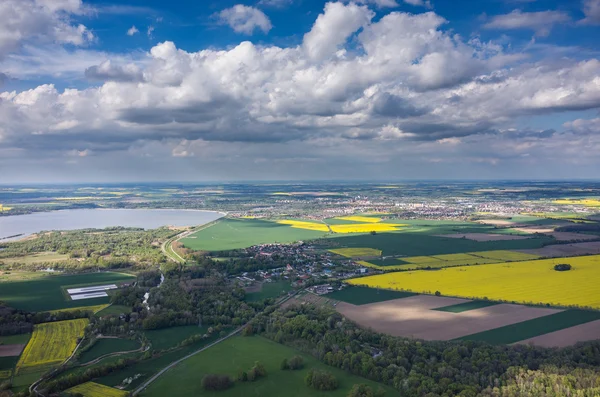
[0,0,599,182]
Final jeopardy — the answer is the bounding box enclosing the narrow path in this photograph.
[80,345,148,367]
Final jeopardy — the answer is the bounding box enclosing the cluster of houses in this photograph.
[232,241,371,290]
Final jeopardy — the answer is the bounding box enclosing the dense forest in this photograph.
[253,304,600,397]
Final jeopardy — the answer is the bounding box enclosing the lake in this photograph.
[0,209,225,241]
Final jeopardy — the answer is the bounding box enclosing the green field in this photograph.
[456,310,600,344]
[0,272,135,312]
[246,281,292,302]
[326,286,416,305]
[96,305,132,317]
[321,232,553,257]
[0,356,18,372]
[180,218,328,251]
[96,332,220,391]
[0,333,31,345]
[433,301,501,313]
[79,338,141,363]
[142,336,394,397]
[145,325,208,351]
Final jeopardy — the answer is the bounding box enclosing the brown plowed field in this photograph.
[515,320,600,348]
[335,296,562,341]
[517,241,600,257]
[0,344,25,357]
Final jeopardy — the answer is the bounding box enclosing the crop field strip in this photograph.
[433,300,501,313]
[353,250,539,271]
[325,286,417,305]
[16,318,88,374]
[66,381,129,397]
[455,310,600,345]
[321,232,554,258]
[349,255,600,308]
[78,338,141,364]
[333,295,562,341]
[0,272,135,312]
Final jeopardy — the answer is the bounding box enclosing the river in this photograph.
[0,208,224,241]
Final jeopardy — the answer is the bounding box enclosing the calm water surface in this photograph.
[0,209,224,241]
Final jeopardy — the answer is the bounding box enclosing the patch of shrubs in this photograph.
[305,368,338,391]
[281,355,304,370]
[554,264,572,271]
[347,383,387,397]
[237,361,267,382]
[201,374,233,391]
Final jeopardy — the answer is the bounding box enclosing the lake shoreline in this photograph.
[0,209,226,242]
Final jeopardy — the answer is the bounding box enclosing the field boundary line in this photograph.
[161,218,225,264]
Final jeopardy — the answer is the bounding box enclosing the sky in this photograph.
[1,0,600,183]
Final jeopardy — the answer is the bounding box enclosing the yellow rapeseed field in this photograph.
[66,382,129,397]
[0,370,11,379]
[277,220,330,232]
[16,318,88,373]
[278,220,405,233]
[554,199,600,207]
[0,204,12,212]
[329,248,382,258]
[48,304,109,315]
[349,255,600,308]
[335,216,382,223]
[329,223,406,233]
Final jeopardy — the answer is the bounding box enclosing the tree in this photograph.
[281,358,289,370]
[288,355,304,370]
[554,264,572,271]
[201,374,233,391]
[348,384,375,397]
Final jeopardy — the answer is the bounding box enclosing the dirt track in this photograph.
[336,296,562,341]
[0,344,25,357]
[515,320,600,347]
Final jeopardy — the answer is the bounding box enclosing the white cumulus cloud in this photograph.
[218,5,272,35]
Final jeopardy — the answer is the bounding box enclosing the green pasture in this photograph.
[0,356,18,372]
[79,338,141,363]
[96,305,132,317]
[181,218,328,252]
[0,333,31,345]
[321,233,553,257]
[96,332,220,391]
[433,301,500,313]
[246,281,292,302]
[326,286,416,305]
[456,310,600,345]
[145,325,209,351]
[0,272,135,312]
[142,336,394,397]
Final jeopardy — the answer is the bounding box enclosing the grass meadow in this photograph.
[325,286,416,305]
[142,336,394,397]
[245,281,292,302]
[79,338,141,363]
